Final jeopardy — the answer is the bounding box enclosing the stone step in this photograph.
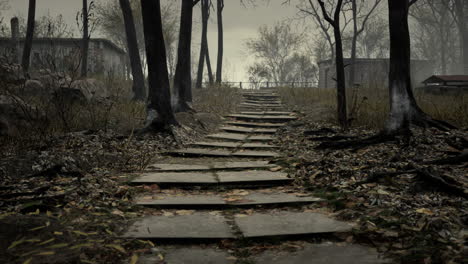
[135,191,322,208]
[145,161,275,172]
[235,211,352,238]
[138,244,388,264]
[123,212,235,240]
[225,121,286,128]
[220,126,277,134]
[241,102,283,106]
[207,133,274,142]
[131,170,291,186]
[191,141,277,149]
[167,148,279,158]
[138,248,235,264]
[240,111,293,116]
[252,243,390,264]
[227,114,297,122]
[124,211,351,241]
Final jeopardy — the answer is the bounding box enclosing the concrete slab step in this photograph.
[131,171,291,186]
[225,121,285,128]
[191,141,277,149]
[145,161,275,172]
[138,248,235,264]
[235,211,352,238]
[136,191,322,208]
[167,148,279,158]
[207,133,274,142]
[240,111,293,116]
[123,213,235,240]
[253,243,390,264]
[220,126,277,134]
[227,114,297,122]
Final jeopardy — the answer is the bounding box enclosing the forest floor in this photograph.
[0,89,467,264]
[273,106,467,263]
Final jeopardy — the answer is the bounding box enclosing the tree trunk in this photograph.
[348,0,358,88]
[173,0,196,112]
[196,0,209,89]
[206,41,214,85]
[334,26,348,129]
[21,0,36,74]
[140,0,178,128]
[120,0,146,101]
[81,0,89,78]
[216,0,224,83]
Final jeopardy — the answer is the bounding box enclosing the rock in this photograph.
[23,79,46,97]
[0,63,24,84]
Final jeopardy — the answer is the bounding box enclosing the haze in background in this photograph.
[1,0,300,81]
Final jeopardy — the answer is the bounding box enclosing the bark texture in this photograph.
[173,0,197,112]
[196,0,210,89]
[317,0,348,129]
[21,0,36,74]
[120,0,146,101]
[216,0,224,83]
[140,0,178,128]
[81,0,89,78]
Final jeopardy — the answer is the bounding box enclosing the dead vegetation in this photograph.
[275,91,468,263]
[278,86,468,129]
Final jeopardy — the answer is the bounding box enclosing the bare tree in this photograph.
[21,0,36,74]
[245,22,303,83]
[348,0,382,87]
[119,0,146,101]
[81,0,89,78]
[316,0,348,129]
[196,0,212,88]
[216,0,224,83]
[385,0,453,133]
[140,0,177,129]
[173,0,200,112]
[411,0,457,74]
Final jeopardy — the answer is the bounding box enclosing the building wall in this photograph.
[318,59,434,89]
[0,38,127,78]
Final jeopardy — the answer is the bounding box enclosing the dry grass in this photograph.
[278,86,468,129]
[192,84,243,116]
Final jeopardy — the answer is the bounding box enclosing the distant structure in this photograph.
[318,58,433,89]
[421,75,468,94]
[0,18,127,78]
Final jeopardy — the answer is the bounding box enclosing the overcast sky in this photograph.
[1,0,301,81]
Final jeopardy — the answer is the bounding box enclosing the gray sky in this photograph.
[2,0,301,81]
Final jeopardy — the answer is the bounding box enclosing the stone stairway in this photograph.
[124,89,388,263]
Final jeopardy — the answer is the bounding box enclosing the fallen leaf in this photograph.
[416,208,434,216]
[176,210,195,216]
[106,244,126,254]
[130,254,139,264]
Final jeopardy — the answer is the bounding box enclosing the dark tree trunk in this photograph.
[349,0,358,88]
[120,0,146,101]
[81,0,89,78]
[21,0,36,74]
[385,0,454,133]
[206,41,214,85]
[317,0,348,129]
[196,0,209,89]
[173,0,197,112]
[334,26,348,129]
[140,0,178,128]
[216,0,224,83]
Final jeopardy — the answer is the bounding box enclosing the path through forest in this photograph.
[124,89,389,263]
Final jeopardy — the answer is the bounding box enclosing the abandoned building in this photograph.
[0,37,127,77]
[421,75,468,94]
[0,17,127,77]
[318,58,434,89]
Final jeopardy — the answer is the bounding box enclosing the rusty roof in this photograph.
[423,75,468,83]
